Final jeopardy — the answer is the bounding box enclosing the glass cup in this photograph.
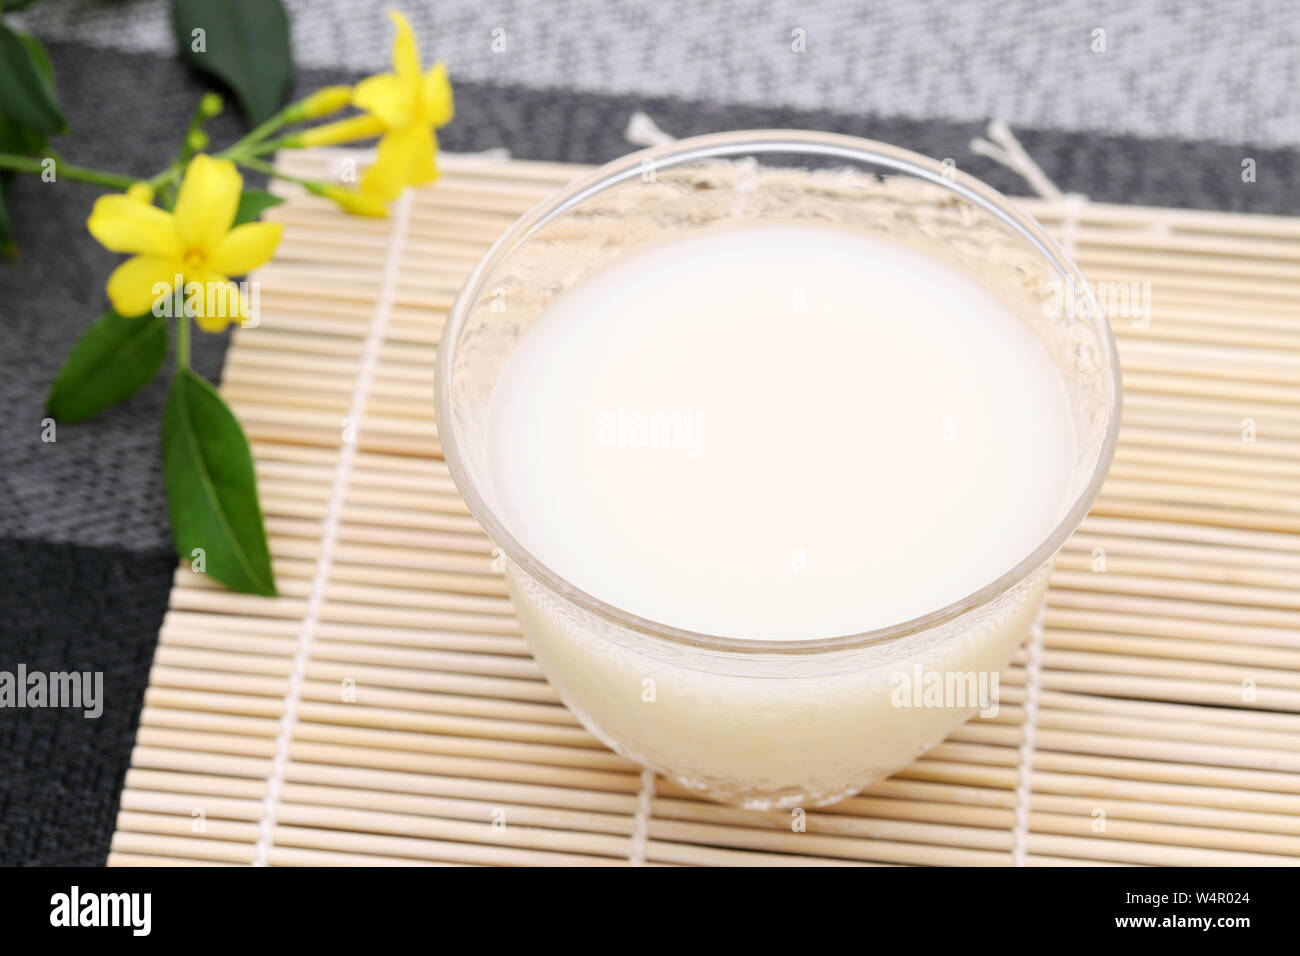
[435,131,1121,809]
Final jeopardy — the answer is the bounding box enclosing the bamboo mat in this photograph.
[108,148,1300,867]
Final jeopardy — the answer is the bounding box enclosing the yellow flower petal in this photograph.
[207,221,284,276]
[106,255,179,317]
[297,114,386,147]
[87,194,180,258]
[389,10,420,85]
[361,126,422,200]
[360,130,406,200]
[406,126,437,187]
[353,73,415,129]
[318,185,390,217]
[173,154,243,252]
[184,271,247,332]
[421,62,453,127]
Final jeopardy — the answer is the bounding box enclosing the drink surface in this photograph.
[486,222,1076,640]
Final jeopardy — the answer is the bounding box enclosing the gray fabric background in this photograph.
[15,0,1300,147]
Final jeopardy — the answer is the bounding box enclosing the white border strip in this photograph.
[252,191,414,866]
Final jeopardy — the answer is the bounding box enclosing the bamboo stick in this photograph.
[284,746,639,791]
[1043,628,1300,669]
[125,768,268,799]
[643,840,864,866]
[647,820,1010,865]
[1019,195,1300,237]
[1063,533,1300,571]
[110,831,255,864]
[274,803,634,857]
[652,794,1013,831]
[265,847,453,866]
[1077,514,1300,553]
[1024,831,1299,866]
[1055,550,1300,590]
[270,825,626,866]
[1033,688,1300,732]
[108,853,241,867]
[282,763,637,811]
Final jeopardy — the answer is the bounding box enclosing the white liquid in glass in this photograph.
[487,223,1075,640]
[481,221,1078,805]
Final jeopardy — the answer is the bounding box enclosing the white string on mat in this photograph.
[970,119,1088,258]
[971,119,1086,865]
[1058,192,1086,260]
[624,111,677,147]
[1011,603,1047,867]
[628,768,657,866]
[251,189,415,867]
[970,119,1065,202]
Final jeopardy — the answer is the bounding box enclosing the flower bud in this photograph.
[308,183,389,217]
[299,86,353,119]
[199,93,224,119]
[296,114,386,148]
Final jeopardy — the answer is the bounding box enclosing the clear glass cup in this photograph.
[435,131,1121,809]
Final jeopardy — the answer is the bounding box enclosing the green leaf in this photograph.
[0,186,14,260]
[46,311,168,422]
[0,24,65,134]
[171,0,292,125]
[16,31,54,84]
[0,34,54,259]
[0,109,47,158]
[162,369,277,596]
[233,188,284,225]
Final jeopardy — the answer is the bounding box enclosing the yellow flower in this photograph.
[311,183,390,217]
[350,10,454,200]
[87,155,283,332]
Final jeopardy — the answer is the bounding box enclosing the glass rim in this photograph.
[435,129,1124,655]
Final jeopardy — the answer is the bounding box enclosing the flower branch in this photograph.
[6,7,454,596]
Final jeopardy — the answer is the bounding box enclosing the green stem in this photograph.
[0,88,322,195]
[236,156,321,189]
[239,107,296,150]
[179,99,212,163]
[175,308,191,372]
[147,162,184,192]
[153,95,295,187]
[244,136,297,158]
[220,96,315,160]
[0,152,138,190]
